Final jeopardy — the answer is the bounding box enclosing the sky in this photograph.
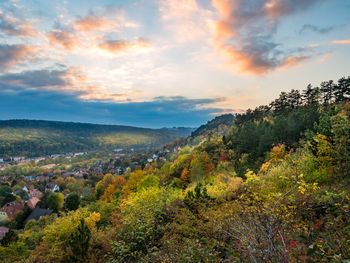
[0,0,349,128]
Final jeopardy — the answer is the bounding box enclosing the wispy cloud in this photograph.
[299,24,334,35]
[158,0,213,43]
[0,11,37,37]
[98,37,150,54]
[47,30,81,50]
[332,39,350,45]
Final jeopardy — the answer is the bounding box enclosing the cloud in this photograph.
[332,39,350,45]
[0,44,37,70]
[0,67,137,102]
[98,38,150,54]
[158,0,213,43]
[212,0,320,74]
[0,69,67,87]
[47,30,81,50]
[73,10,138,32]
[0,85,225,127]
[73,14,116,32]
[299,24,334,35]
[0,12,37,37]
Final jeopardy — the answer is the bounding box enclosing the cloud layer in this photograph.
[0,84,224,128]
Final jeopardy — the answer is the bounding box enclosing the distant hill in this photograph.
[191,114,234,138]
[0,119,194,157]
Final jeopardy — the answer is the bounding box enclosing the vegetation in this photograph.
[0,77,349,262]
[0,120,193,157]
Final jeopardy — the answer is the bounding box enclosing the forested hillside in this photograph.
[0,120,193,157]
[0,76,349,262]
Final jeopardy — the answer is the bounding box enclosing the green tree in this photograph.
[67,219,91,263]
[47,192,64,212]
[0,185,16,206]
[65,193,80,211]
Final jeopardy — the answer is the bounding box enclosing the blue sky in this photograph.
[0,0,349,127]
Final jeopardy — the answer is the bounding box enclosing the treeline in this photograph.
[224,76,350,173]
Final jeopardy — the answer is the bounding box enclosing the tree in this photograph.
[303,84,320,106]
[95,173,114,199]
[47,192,64,212]
[331,108,350,177]
[67,219,91,263]
[320,80,335,105]
[0,185,16,206]
[65,193,80,211]
[334,77,350,103]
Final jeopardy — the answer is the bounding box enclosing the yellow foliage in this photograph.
[245,170,259,184]
[85,212,101,230]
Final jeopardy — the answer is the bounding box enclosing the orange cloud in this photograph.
[332,39,350,45]
[73,15,115,32]
[47,31,80,50]
[212,0,316,75]
[98,38,150,54]
[0,44,37,69]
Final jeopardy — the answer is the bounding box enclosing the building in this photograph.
[26,208,53,222]
[0,211,9,223]
[28,189,43,199]
[0,201,24,220]
[27,197,40,209]
[45,183,60,192]
[0,226,9,240]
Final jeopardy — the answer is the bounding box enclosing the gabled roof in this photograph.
[27,197,40,209]
[26,208,53,222]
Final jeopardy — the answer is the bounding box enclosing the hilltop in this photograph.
[0,119,193,157]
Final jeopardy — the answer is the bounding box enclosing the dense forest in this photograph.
[0,120,192,157]
[0,76,349,262]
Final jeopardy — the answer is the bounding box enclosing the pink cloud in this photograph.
[47,31,81,50]
[0,44,37,70]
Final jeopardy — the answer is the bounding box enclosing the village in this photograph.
[0,145,181,241]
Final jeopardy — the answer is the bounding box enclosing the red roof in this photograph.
[0,202,24,220]
[27,197,40,209]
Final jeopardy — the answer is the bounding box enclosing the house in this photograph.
[24,175,36,181]
[13,156,25,162]
[27,197,40,209]
[73,152,85,157]
[0,226,9,240]
[28,189,43,199]
[26,208,53,222]
[0,201,24,220]
[0,211,8,223]
[45,183,60,192]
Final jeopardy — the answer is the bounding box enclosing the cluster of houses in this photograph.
[0,152,87,167]
[0,186,55,240]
